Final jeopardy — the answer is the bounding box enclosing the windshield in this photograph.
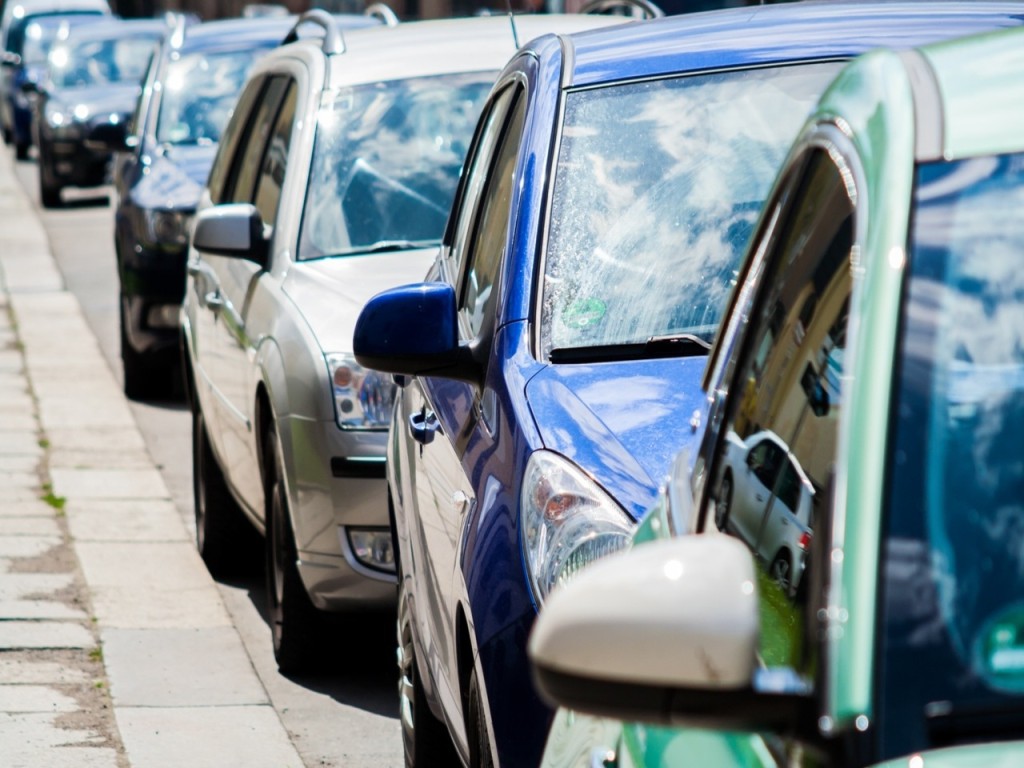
[11,13,102,63]
[49,33,159,88]
[541,62,842,358]
[156,49,263,145]
[298,71,494,260]
[879,152,1024,758]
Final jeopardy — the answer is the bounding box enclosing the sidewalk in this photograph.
[0,149,305,766]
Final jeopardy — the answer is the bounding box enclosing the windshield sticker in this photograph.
[562,297,606,331]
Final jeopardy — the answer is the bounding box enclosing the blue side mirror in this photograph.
[354,282,479,383]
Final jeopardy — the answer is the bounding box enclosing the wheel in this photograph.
[715,473,733,531]
[770,551,793,594]
[467,666,494,768]
[192,403,253,577]
[38,149,62,208]
[14,139,29,160]
[264,427,323,674]
[397,572,458,767]
[121,299,157,400]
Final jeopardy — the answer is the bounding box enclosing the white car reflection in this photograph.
[716,429,814,595]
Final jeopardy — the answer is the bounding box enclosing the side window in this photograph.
[252,81,297,230]
[224,76,289,205]
[458,88,526,340]
[207,76,264,205]
[707,147,856,675]
[445,85,517,285]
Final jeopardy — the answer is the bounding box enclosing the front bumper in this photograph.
[284,415,397,612]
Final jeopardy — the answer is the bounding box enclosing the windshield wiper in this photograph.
[351,239,438,255]
[549,333,712,364]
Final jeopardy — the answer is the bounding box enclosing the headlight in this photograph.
[326,353,394,430]
[521,451,635,605]
[144,209,191,248]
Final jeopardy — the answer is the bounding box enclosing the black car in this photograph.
[32,16,166,207]
[91,12,378,400]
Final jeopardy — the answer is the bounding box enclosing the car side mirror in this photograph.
[529,533,815,734]
[192,203,269,268]
[353,283,480,384]
[1,51,21,68]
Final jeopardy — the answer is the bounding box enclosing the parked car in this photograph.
[531,17,1024,768]
[181,10,617,678]
[30,17,165,207]
[0,0,108,158]
[353,3,1024,767]
[91,12,378,400]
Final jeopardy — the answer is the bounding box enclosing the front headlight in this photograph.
[326,353,394,430]
[521,451,635,606]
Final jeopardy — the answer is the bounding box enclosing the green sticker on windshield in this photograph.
[562,298,607,330]
[978,604,1024,691]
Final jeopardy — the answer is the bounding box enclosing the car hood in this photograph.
[129,143,217,211]
[872,742,1024,768]
[524,356,707,521]
[282,247,437,354]
[50,83,138,122]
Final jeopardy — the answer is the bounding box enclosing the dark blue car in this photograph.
[352,3,1024,766]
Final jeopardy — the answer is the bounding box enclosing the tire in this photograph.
[14,139,29,160]
[770,551,793,594]
[397,572,458,768]
[38,144,62,208]
[264,427,323,674]
[467,667,494,768]
[192,403,253,577]
[716,473,733,531]
[121,299,157,400]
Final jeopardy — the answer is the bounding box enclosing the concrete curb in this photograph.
[0,148,304,767]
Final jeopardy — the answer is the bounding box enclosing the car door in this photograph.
[729,436,783,546]
[197,74,297,510]
[410,82,526,725]
[699,131,861,762]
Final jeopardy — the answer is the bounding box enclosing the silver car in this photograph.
[180,10,617,673]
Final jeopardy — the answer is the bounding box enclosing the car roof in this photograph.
[174,13,377,54]
[317,14,622,86]
[565,0,1024,87]
[921,26,1024,160]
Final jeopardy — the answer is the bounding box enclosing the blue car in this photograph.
[352,3,1024,766]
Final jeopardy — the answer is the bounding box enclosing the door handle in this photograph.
[409,409,440,445]
[452,490,469,516]
[204,291,224,310]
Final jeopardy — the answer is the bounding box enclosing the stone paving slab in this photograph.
[0,622,94,650]
[0,536,62,558]
[0,412,37,431]
[117,706,304,768]
[0,470,40,489]
[66,500,190,543]
[0,573,73,598]
[50,469,169,501]
[0,601,87,620]
[0,499,56,517]
[0,660,90,685]
[37,399,138,431]
[0,517,60,536]
[0,455,40,472]
[0,432,43,456]
[0,714,119,768]
[0,686,81,713]
[75,542,231,629]
[103,628,269,708]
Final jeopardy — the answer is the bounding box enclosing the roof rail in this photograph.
[364,3,399,26]
[579,0,664,19]
[282,9,345,55]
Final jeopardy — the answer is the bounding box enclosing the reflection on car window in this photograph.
[711,147,854,670]
[156,49,262,145]
[49,34,159,88]
[254,81,296,230]
[879,152,1024,759]
[541,62,843,358]
[298,72,494,260]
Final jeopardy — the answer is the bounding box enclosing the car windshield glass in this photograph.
[156,49,262,145]
[879,152,1024,758]
[14,14,101,63]
[49,33,159,87]
[298,71,494,260]
[541,62,842,359]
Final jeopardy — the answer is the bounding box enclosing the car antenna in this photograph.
[507,0,521,49]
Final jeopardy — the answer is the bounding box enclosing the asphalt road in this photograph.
[11,157,404,768]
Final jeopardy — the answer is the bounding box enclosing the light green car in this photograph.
[530,25,1024,768]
